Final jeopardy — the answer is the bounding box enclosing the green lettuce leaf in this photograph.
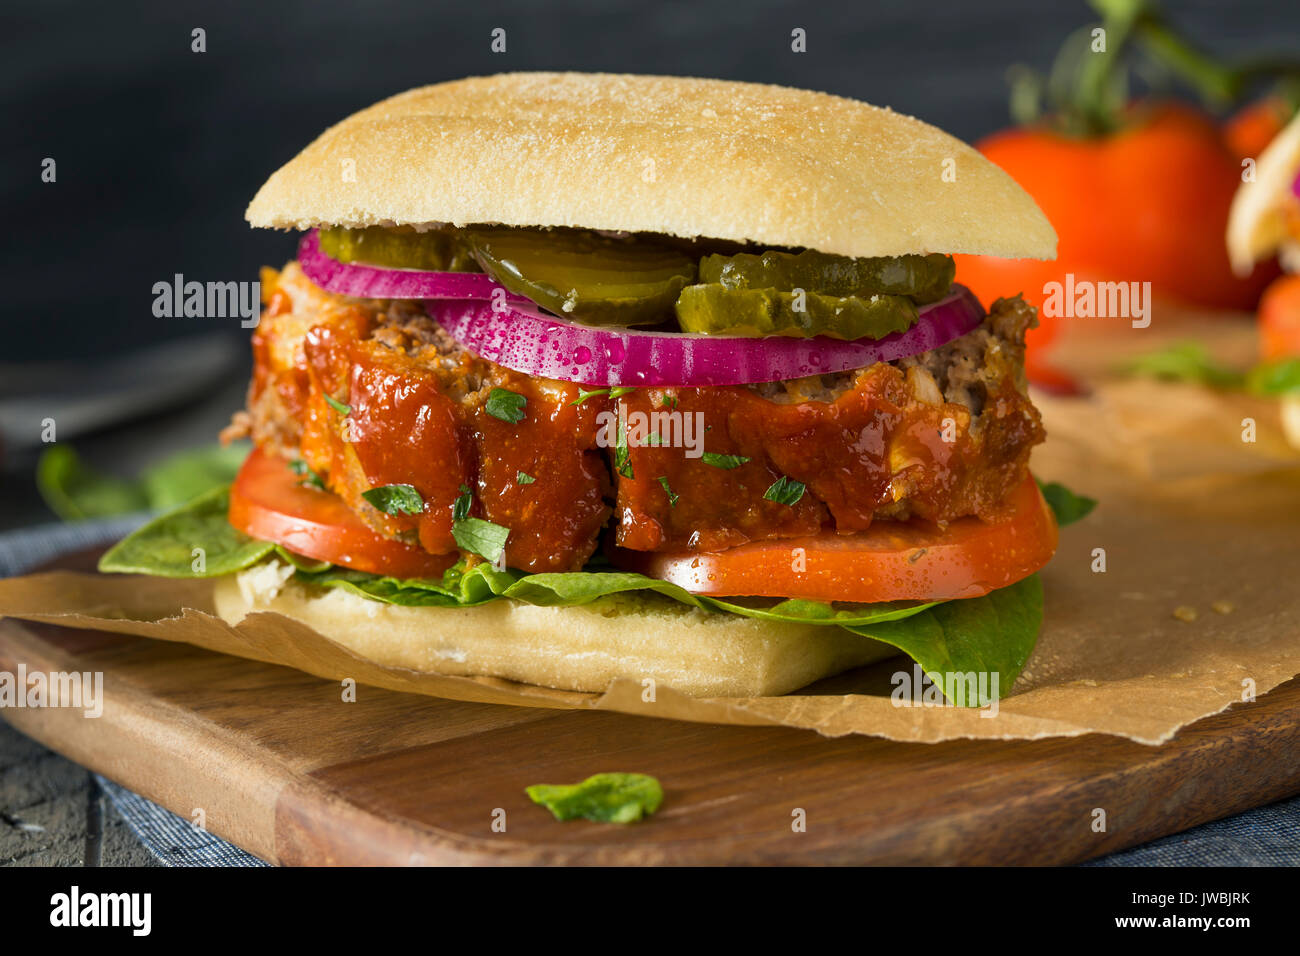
[1245,357,1300,397]
[525,773,663,823]
[37,445,149,519]
[137,443,250,511]
[301,562,940,628]
[1118,343,1300,399]
[1036,479,1097,527]
[97,485,274,578]
[1116,342,1244,389]
[843,573,1043,707]
[39,442,248,521]
[97,480,1050,705]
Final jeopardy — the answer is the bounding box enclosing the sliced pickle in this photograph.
[318,226,478,272]
[464,228,697,326]
[698,250,955,304]
[675,284,919,340]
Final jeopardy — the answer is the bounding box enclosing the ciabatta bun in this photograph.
[247,72,1056,260]
[212,562,898,697]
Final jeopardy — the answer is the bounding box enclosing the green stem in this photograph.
[1133,19,1242,104]
[1077,0,1142,132]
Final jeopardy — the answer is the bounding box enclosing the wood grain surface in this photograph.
[3,602,1299,865]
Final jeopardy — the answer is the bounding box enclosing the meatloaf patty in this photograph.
[228,262,1045,572]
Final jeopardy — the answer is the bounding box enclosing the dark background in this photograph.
[1,0,1297,525]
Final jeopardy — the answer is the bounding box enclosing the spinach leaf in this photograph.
[843,573,1042,707]
[526,773,663,823]
[97,485,274,577]
[1036,479,1097,527]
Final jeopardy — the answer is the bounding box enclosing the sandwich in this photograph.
[1227,110,1300,449]
[100,72,1075,701]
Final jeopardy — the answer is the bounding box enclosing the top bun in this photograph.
[1227,111,1300,275]
[247,72,1056,260]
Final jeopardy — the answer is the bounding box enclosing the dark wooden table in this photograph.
[0,718,157,867]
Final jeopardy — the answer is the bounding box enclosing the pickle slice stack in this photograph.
[318,226,479,272]
[700,250,954,302]
[678,249,955,340]
[317,223,955,340]
[675,285,919,340]
[464,228,697,326]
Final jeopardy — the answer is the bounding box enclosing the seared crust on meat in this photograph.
[238,263,1044,569]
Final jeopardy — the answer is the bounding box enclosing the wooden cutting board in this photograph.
[4,555,1300,864]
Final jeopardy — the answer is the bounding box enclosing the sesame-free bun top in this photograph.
[247,72,1057,260]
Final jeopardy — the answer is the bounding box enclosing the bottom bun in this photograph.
[212,561,899,697]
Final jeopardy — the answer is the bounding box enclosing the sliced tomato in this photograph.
[229,447,455,578]
[609,476,1058,603]
[1259,275,1300,362]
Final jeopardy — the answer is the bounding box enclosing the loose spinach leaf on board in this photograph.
[525,773,664,823]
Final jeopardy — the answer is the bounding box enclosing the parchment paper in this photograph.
[2,321,1297,745]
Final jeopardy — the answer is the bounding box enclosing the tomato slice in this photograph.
[229,447,456,578]
[609,476,1058,603]
[1260,275,1300,361]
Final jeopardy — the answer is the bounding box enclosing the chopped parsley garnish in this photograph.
[485,387,527,424]
[516,471,536,485]
[660,394,678,409]
[452,517,510,563]
[614,422,633,479]
[448,484,509,560]
[362,483,424,516]
[644,432,664,446]
[288,459,326,490]
[570,386,637,406]
[452,483,473,520]
[701,452,750,470]
[763,475,806,507]
[324,393,351,416]
[656,476,679,507]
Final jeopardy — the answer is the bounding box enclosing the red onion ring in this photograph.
[297,230,522,301]
[425,285,986,387]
